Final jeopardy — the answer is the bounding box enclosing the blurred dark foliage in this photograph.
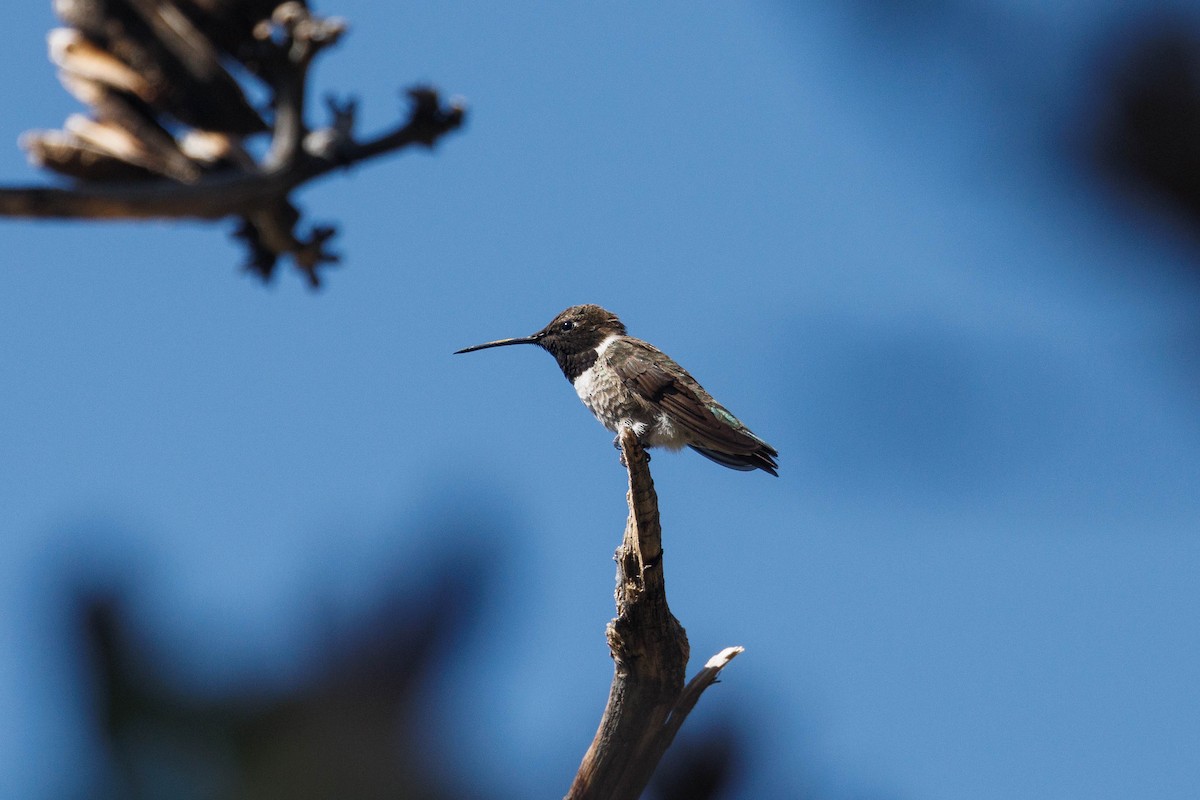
[1093,17,1200,240]
[65,543,752,800]
[648,722,744,800]
[77,552,490,800]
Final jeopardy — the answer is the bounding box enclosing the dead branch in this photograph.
[2,2,465,286]
[566,428,744,800]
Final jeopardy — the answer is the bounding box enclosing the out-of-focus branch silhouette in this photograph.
[649,723,744,800]
[1,1,465,285]
[567,429,743,800]
[1092,17,1200,248]
[78,552,490,800]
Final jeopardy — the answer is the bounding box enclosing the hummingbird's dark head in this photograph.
[454,304,626,382]
[532,304,625,358]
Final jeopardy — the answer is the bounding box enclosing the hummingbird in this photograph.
[455,304,778,475]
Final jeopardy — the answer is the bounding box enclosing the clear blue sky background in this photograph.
[3,2,1200,798]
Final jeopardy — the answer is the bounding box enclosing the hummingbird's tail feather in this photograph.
[689,445,779,476]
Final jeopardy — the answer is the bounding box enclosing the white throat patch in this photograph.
[572,334,620,401]
[594,334,619,356]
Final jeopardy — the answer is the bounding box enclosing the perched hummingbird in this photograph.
[455,304,778,475]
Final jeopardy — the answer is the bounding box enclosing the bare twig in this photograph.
[0,90,464,221]
[254,2,346,171]
[566,428,743,800]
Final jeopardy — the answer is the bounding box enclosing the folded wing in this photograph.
[611,339,779,475]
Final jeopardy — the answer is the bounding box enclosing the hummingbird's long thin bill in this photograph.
[454,335,540,354]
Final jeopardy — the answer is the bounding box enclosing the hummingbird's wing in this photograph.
[611,339,778,473]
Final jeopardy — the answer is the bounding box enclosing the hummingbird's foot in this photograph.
[612,434,649,467]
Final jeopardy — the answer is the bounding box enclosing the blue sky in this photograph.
[3,2,1200,798]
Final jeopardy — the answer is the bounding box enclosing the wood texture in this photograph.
[566,428,743,800]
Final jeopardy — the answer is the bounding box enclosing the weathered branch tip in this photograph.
[705,646,745,670]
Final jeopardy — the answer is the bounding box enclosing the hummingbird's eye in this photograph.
[560,320,575,331]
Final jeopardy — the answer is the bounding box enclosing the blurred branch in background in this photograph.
[0,1,465,286]
[648,722,744,800]
[1091,15,1200,250]
[77,551,490,800]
